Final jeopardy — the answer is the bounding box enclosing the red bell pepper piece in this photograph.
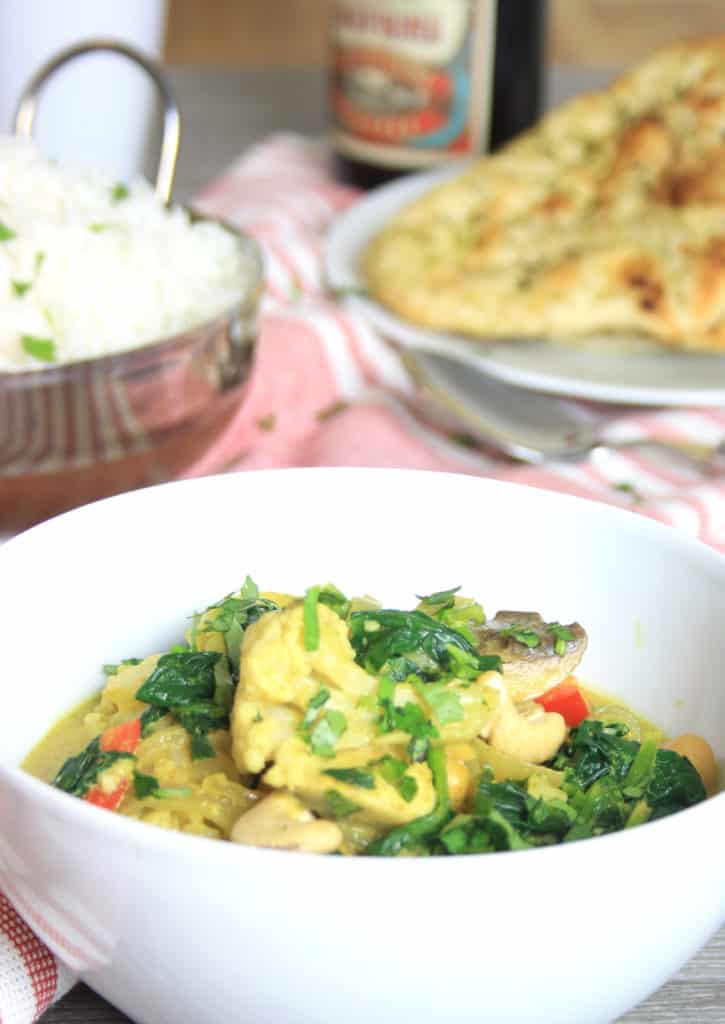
[82,717,142,810]
[534,678,589,727]
[99,717,141,754]
[84,780,130,811]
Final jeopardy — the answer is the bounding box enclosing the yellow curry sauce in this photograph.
[23,582,711,856]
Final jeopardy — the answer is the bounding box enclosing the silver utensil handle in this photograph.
[13,37,181,203]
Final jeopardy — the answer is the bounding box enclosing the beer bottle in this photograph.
[330,0,548,189]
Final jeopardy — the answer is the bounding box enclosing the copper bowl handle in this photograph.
[13,38,181,203]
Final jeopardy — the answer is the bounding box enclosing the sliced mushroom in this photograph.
[474,611,587,701]
[230,791,343,854]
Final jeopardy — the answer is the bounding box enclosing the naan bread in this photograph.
[363,37,725,353]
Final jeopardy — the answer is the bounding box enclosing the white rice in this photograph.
[0,137,255,371]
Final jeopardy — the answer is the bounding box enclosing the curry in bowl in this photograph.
[25,579,717,856]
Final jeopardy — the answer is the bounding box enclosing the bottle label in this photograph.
[331,0,497,169]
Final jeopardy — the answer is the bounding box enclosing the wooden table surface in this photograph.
[27,64,725,1023]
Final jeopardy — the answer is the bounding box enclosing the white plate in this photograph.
[325,165,725,407]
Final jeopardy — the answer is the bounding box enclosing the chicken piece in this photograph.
[230,602,505,832]
[264,737,437,830]
[231,601,378,774]
[474,611,587,702]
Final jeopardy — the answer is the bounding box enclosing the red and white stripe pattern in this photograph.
[4,133,725,1022]
[0,894,74,1023]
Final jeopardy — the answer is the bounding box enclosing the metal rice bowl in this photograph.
[0,224,263,531]
[0,40,264,531]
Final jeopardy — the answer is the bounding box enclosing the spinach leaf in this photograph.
[349,609,501,682]
[323,767,375,789]
[553,719,639,789]
[54,737,133,798]
[139,705,167,737]
[325,789,361,819]
[554,721,706,835]
[647,748,706,818]
[136,651,220,708]
[176,701,228,760]
[135,652,227,759]
[133,770,161,799]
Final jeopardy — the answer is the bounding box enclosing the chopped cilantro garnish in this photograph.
[500,626,541,648]
[367,745,451,856]
[103,657,142,677]
[0,222,16,241]
[548,623,575,657]
[133,770,192,800]
[299,688,330,734]
[415,681,464,725]
[303,586,321,651]
[390,701,439,761]
[298,689,347,757]
[12,280,31,297]
[416,586,460,607]
[374,755,418,802]
[318,583,351,620]
[111,182,129,202]
[21,335,56,362]
[325,789,361,819]
[375,755,407,783]
[309,710,347,758]
[398,775,419,802]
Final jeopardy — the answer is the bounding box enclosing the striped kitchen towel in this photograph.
[3,132,725,1024]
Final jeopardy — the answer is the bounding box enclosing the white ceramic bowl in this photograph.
[0,468,723,1024]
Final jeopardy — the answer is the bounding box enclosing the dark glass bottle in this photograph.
[330,0,548,189]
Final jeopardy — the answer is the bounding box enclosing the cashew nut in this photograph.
[488,692,566,765]
[230,791,343,853]
[665,733,718,795]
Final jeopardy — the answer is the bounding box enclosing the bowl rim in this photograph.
[0,212,263,386]
[2,467,724,869]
